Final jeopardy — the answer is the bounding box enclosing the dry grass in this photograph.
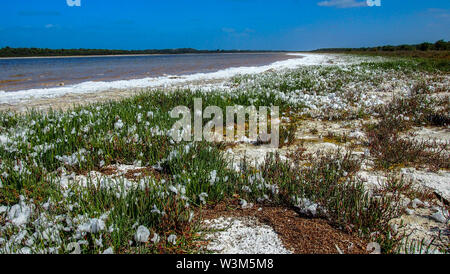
[366,91,449,171]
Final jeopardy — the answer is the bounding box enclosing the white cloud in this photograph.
[317,0,368,8]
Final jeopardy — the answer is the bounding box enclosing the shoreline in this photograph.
[0,53,327,109]
[0,51,293,60]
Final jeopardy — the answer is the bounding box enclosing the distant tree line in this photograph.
[0,47,278,58]
[313,40,450,53]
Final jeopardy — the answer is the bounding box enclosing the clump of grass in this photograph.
[377,174,436,203]
[358,57,450,74]
[365,90,449,171]
[324,131,349,144]
[237,150,404,253]
[367,129,449,171]
[373,92,449,130]
[399,237,439,254]
[279,122,298,147]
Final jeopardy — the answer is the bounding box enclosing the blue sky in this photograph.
[0,0,449,50]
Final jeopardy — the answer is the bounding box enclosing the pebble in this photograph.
[102,247,114,254]
[430,212,448,224]
[400,197,411,208]
[134,225,150,243]
[167,234,177,245]
[411,198,423,209]
[240,199,253,209]
[151,233,160,243]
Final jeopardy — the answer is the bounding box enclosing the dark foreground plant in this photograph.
[237,150,404,253]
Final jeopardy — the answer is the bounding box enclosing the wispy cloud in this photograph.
[317,0,367,8]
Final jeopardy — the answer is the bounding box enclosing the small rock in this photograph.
[151,233,160,243]
[134,225,150,243]
[20,247,32,254]
[294,197,320,217]
[240,199,253,209]
[432,206,441,212]
[335,244,344,254]
[400,197,411,208]
[167,234,177,245]
[430,212,448,224]
[411,198,423,209]
[66,242,81,254]
[405,208,415,215]
[102,247,114,254]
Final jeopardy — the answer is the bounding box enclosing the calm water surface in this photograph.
[0,53,296,91]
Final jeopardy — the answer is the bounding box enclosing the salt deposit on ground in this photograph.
[203,217,292,254]
[356,171,388,192]
[407,127,450,145]
[225,144,290,171]
[401,168,450,203]
[391,206,449,254]
[55,165,150,192]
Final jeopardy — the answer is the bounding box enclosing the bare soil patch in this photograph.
[198,201,369,254]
